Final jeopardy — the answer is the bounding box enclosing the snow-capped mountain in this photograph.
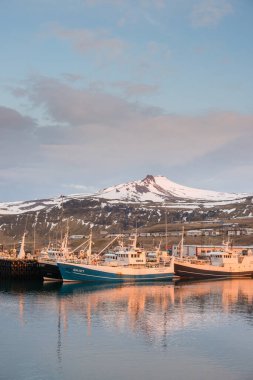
[0,175,252,242]
[0,174,250,216]
[95,175,249,203]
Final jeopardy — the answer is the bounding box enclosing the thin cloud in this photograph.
[62,183,98,193]
[62,73,84,82]
[47,23,172,80]
[52,25,127,59]
[83,0,166,8]
[15,75,161,126]
[191,0,233,27]
[83,0,124,5]
[113,81,159,97]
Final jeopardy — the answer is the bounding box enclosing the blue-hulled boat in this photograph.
[57,234,175,283]
[57,260,175,283]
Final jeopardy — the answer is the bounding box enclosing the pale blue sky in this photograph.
[0,0,252,201]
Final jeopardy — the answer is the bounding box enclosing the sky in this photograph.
[0,0,253,201]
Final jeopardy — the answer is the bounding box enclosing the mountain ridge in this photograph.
[0,174,251,216]
[94,174,249,203]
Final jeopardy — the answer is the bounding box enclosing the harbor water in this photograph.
[0,279,253,380]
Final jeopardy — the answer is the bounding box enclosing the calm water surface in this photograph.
[0,279,253,380]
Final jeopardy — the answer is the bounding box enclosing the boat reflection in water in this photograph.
[9,279,251,327]
[3,279,253,339]
[1,279,253,380]
[53,279,253,335]
[40,279,253,345]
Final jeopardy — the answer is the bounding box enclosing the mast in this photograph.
[156,240,162,261]
[180,226,184,259]
[60,195,64,243]
[165,207,168,251]
[132,222,138,250]
[61,222,69,259]
[132,231,137,250]
[129,227,138,250]
[87,228,93,264]
[224,235,232,254]
[33,222,36,257]
[18,214,28,259]
[17,233,26,259]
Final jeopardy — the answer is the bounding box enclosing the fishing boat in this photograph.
[39,255,64,281]
[174,231,253,279]
[57,234,175,283]
[39,196,71,281]
[174,251,253,279]
[38,224,75,282]
[39,228,92,281]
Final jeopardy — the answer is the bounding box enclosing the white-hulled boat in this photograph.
[174,250,253,279]
[38,230,70,281]
[174,233,253,279]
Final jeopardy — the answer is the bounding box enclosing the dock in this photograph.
[0,258,42,280]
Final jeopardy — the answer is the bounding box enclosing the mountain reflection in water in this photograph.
[0,279,253,380]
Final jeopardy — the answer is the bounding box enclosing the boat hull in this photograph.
[39,261,62,281]
[57,262,174,283]
[174,262,253,280]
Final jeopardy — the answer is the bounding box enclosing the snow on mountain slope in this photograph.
[95,175,249,203]
[0,175,250,215]
[0,198,62,215]
[0,192,96,215]
[152,176,248,201]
